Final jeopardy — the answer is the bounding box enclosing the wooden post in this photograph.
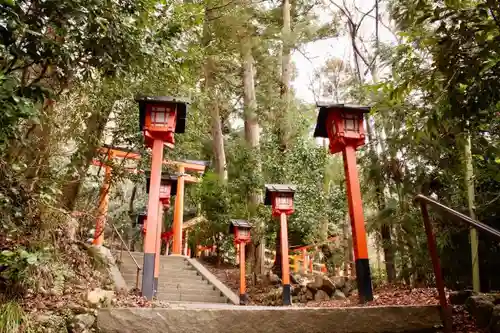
[342,145,373,303]
[142,139,163,300]
[280,212,291,305]
[172,165,185,254]
[239,242,248,305]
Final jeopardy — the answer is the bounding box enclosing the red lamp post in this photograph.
[146,174,178,210]
[146,173,178,295]
[264,184,296,306]
[313,103,373,303]
[229,219,252,305]
[136,96,188,300]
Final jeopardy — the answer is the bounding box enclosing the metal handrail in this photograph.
[414,194,499,333]
[109,222,141,290]
[415,195,500,238]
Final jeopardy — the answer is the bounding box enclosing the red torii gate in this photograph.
[91,145,206,248]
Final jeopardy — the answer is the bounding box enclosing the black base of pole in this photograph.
[153,277,158,296]
[141,253,155,300]
[355,258,373,303]
[282,284,292,306]
[239,293,249,305]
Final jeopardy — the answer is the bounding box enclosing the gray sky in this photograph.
[291,0,396,104]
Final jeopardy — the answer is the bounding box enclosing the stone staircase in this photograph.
[119,252,231,304]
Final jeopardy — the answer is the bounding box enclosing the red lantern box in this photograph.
[313,104,370,154]
[146,173,178,207]
[136,96,190,147]
[229,219,252,244]
[264,184,297,217]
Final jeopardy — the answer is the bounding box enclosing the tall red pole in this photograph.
[239,242,247,305]
[142,139,164,300]
[172,165,185,254]
[280,212,291,305]
[93,164,111,246]
[342,144,373,302]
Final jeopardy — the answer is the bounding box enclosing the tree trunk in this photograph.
[273,0,292,276]
[60,106,114,211]
[342,212,353,276]
[320,139,330,241]
[203,6,227,181]
[279,0,292,149]
[465,133,480,292]
[242,34,265,275]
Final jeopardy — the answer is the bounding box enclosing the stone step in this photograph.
[121,274,205,286]
[156,292,227,303]
[156,283,218,292]
[121,281,217,293]
[121,268,198,278]
[120,259,191,267]
[157,287,222,298]
[120,265,193,272]
[120,256,189,263]
[126,253,187,260]
[115,253,234,305]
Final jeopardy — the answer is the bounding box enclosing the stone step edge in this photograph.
[97,305,443,333]
[156,295,228,303]
[186,258,239,305]
[157,289,222,296]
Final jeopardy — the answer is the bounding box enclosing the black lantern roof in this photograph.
[136,96,190,134]
[313,103,370,138]
[229,219,252,234]
[264,184,297,205]
[145,172,178,196]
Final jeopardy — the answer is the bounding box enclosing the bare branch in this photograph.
[329,0,355,26]
[353,3,377,34]
[364,13,400,42]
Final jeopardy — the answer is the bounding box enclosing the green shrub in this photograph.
[0,247,50,296]
[0,301,31,333]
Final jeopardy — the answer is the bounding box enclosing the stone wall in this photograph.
[98,305,442,333]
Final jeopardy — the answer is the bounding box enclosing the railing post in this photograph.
[136,267,140,290]
[419,202,453,333]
